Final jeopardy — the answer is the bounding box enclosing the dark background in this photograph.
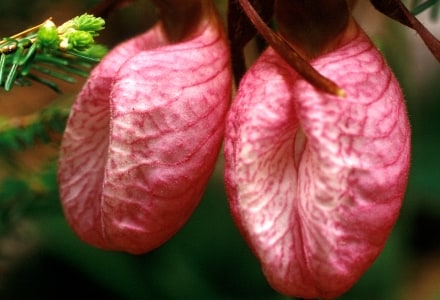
[0,1,439,299]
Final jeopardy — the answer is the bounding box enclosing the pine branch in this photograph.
[0,101,70,233]
[411,0,440,18]
[0,13,107,93]
[0,100,70,157]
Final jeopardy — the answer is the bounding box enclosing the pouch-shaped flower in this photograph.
[58,13,231,254]
[224,22,410,299]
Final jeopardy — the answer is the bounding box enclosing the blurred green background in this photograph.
[1,1,440,299]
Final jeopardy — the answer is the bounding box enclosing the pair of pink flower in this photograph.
[58,3,410,299]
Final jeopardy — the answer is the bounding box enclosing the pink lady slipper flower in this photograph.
[224,7,411,300]
[58,1,231,254]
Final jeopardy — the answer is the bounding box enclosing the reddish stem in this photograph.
[228,0,274,84]
[370,0,440,62]
[275,0,350,59]
[237,0,345,97]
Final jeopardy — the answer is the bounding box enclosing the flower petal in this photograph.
[224,24,410,299]
[58,21,231,254]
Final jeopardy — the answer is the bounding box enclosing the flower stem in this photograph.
[237,0,345,97]
[275,0,349,59]
[371,0,440,62]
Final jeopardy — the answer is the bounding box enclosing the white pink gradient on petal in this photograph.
[224,22,410,299]
[58,19,231,254]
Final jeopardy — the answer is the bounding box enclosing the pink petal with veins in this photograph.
[224,24,410,299]
[58,20,231,254]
